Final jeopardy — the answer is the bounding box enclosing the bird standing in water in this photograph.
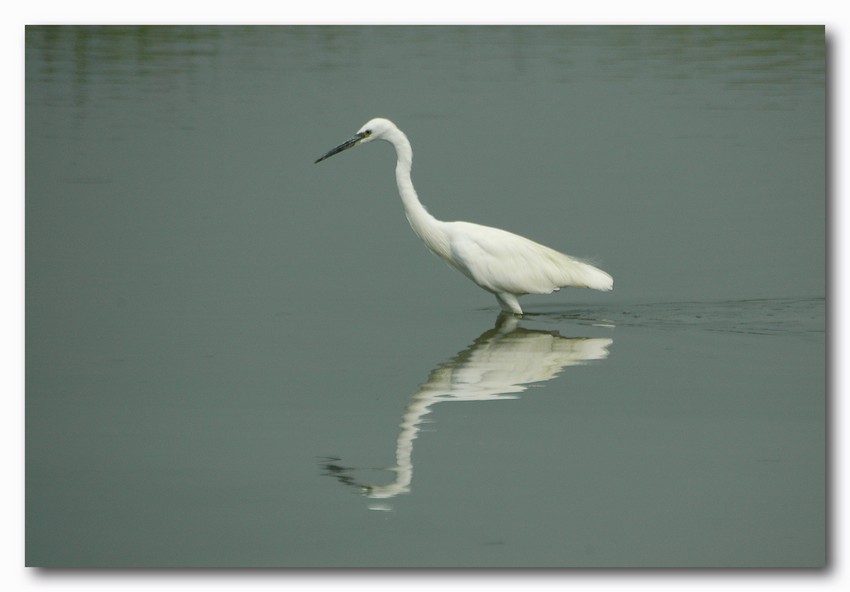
[315,118,613,315]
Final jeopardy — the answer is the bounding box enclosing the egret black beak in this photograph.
[314,131,368,164]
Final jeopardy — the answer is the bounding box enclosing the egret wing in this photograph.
[449,222,612,295]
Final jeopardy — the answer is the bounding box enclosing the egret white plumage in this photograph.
[315,118,613,315]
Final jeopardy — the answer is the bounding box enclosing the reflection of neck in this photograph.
[366,395,436,499]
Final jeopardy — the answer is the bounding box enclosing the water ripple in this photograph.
[538,296,824,337]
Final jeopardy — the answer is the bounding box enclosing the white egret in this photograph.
[315,118,613,315]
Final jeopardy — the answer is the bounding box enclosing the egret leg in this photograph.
[495,293,523,316]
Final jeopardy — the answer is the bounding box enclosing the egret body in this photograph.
[315,118,612,315]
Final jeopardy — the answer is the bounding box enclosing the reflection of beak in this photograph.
[314,131,368,163]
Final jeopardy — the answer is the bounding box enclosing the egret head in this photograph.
[356,118,397,144]
[314,117,399,163]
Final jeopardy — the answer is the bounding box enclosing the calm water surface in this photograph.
[26,26,825,567]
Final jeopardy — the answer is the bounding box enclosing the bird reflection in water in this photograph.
[321,314,613,504]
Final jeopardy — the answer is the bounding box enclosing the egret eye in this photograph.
[363,130,372,137]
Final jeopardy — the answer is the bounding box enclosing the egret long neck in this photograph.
[390,131,448,255]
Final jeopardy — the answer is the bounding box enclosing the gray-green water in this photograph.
[26,25,825,567]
